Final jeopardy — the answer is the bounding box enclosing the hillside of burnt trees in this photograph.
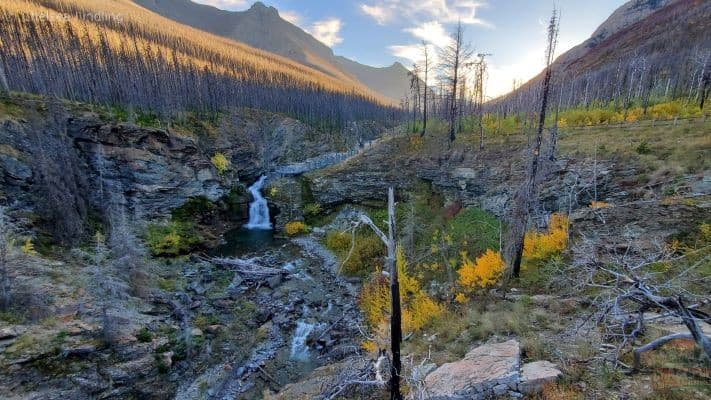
[0,0,400,131]
[487,0,711,116]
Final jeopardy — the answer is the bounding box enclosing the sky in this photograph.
[193,0,627,98]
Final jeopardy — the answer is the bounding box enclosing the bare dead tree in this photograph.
[420,42,430,137]
[409,64,422,132]
[340,188,402,399]
[505,8,560,278]
[439,21,473,143]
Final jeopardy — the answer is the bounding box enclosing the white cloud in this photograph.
[192,0,248,11]
[306,18,344,47]
[360,4,391,25]
[406,21,453,48]
[360,0,490,27]
[280,10,302,26]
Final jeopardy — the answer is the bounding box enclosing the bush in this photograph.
[340,233,385,276]
[457,249,504,291]
[171,196,215,222]
[210,152,230,175]
[324,231,352,252]
[303,203,322,218]
[636,140,652,155]
[284,221,307,236]
[136,328,153,343]
[145,221,203,256]
[359,247,441,333]
[523,213,568,262]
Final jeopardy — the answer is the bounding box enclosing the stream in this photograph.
[175,185,361,399]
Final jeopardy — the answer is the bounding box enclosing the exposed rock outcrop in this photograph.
[424,340,562,399]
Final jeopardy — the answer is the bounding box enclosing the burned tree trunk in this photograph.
[505,9,559,278]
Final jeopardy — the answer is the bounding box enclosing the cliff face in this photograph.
[0,98,381,240]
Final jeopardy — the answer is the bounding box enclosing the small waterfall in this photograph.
[244,175,272,230]
[289,320,316,361]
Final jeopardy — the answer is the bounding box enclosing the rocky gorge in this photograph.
[0,95,708,399]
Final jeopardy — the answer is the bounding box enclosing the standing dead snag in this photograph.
[345,187,402,400]
[505,8,559,278]
[439,21,473,143]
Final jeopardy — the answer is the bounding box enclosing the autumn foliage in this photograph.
[359,246,442,335]
[523,213,569,261]
[457,249,504,291]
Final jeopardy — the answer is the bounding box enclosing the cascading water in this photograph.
[244,175,272,230]
[289,320,316,361]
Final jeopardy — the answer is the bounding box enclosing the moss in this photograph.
[144,221,204,257]
[171,196,215,222]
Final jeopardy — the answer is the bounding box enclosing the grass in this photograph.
[557,117,710,174]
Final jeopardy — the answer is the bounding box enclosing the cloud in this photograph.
[306,18,343,47]
[280,10,302,26]
[406,21,453,48]
[192,0,248,11]
[360,0,490,27]
[360,4,391,25]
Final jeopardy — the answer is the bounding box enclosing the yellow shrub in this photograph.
[361,340,378,355]
[457,249,504,290]
[455,292,467,303]
[625,107,644,123]
[21,238,37,255]
[589,201,612,209]
[284,221,307,236]
[523,213,568,261]
[210,152,230,175]
[359,246,441,333]
[360,275,391,327]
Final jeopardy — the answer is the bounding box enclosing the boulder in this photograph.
[519,361,562,394]
[424,340,521,399]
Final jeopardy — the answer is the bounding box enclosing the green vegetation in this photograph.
[136,328,153,343]
[171,196,215,222]
[144,221,204,257]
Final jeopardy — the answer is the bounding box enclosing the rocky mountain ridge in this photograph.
[132,0,412,102]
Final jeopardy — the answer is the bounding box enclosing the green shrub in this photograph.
[145,221,204,256]
[303,203,322,217]
[636,141,652,155]
[135,111,160,127]
[171,196,215,222]
[325,231,352,253]
[136,328,153,343]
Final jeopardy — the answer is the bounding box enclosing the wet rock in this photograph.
[189,300,202,309]
[519,361,562,394]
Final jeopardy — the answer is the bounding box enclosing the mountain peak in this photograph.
[248,1,278,15]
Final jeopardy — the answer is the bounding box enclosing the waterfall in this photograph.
[245,175,272,230]
[289,320,316,361]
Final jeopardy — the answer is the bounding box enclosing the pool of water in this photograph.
[215,227,279,257]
